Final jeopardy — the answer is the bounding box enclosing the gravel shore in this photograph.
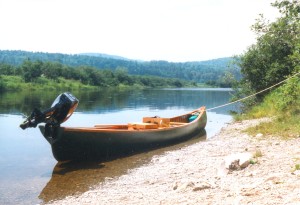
[47,118,300,205]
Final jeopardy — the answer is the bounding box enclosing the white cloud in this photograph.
[0,0,279,61]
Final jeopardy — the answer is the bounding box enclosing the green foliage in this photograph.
[0,75,4,91]
[236,0,300,107]
[271,76,300,111]
[0,63,16,75]
[245,114,300,138]
[0,59,197,91]
[235,74,300,118]
[0,50,236,86]
[22,60,43,82]
[0,76,24,91]
[0,75,98,92]
[234,74,300,138]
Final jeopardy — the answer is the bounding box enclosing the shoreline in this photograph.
[47,118,300,205]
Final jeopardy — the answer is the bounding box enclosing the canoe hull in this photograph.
[39,107,207,161]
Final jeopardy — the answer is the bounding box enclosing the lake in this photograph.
[0,88,238,205]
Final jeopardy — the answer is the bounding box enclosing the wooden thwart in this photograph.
[127,117,171,130]
[127,117,189,130]
[128,122,158,130]
[143,117,170,127]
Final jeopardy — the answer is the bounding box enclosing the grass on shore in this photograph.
[0,75,149,92]
[0,75,99,92]
[0,75,206,92]
[234,77,300,138]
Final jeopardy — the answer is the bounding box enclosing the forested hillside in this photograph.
[0,50,239,86]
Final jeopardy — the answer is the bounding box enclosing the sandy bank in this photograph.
[47,118,300,205]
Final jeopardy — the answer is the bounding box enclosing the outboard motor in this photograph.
[20,92,79,130]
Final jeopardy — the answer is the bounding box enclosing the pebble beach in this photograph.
[47,118,300,205]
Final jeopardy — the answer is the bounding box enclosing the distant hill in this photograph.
[79,53,130,61]
[0,50,239,84]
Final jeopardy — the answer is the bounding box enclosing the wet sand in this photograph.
[47,118,300,204]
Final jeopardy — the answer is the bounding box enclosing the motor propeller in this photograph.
[20,92,79,130]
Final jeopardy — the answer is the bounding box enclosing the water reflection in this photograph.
[39,131,206,203]
[0,88,238,115]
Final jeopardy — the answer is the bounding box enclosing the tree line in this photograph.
[0,60,195,89]
[0,50,238,87]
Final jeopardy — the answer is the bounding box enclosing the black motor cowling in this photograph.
[20,92,79,130]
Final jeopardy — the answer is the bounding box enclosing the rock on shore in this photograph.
[48,118,300,205]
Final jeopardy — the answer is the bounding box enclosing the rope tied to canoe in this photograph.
[206,71,300,111]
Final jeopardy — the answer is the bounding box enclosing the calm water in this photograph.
[0,88,238,204]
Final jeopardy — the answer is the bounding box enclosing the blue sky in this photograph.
[0,0,279,62]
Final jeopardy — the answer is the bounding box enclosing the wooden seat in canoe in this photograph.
[128,122,159,130]
[142,117,170,127]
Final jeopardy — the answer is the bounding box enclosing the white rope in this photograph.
[206,71,300,111]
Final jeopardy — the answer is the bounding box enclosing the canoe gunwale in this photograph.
[39,106,207,161]
[60,106,206,133]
